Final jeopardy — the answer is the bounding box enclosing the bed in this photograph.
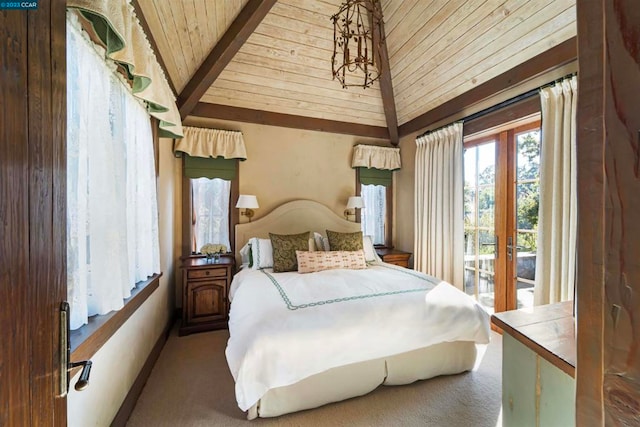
[227,200,490,419]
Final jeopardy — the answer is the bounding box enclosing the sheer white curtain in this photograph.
[534,76,578,305]
[361,184,386,245]
[191,178,231,251]
[67,15,160,330]
[414,122,464,289]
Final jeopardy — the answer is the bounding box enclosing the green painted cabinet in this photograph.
[502,334,575,427]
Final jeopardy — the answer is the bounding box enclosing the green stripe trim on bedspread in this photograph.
[260,263,436,311]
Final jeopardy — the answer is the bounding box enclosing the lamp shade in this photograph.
[346,196,364,209]
[236,195,259,209]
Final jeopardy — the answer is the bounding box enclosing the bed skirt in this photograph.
[247,340,477,420]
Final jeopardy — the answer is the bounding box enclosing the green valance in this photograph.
[359,167,392,187]
[184,155,236,181]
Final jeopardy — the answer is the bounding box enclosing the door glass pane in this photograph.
[515,129,541,309]
[464,142,496,314]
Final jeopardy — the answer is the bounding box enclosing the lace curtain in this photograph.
[67,15,160,330]
[191,178,231,251]
[361,184,386,245]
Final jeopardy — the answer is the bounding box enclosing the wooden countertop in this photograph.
[491,301,576,378]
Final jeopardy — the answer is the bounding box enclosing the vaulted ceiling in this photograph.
[135,0,576,142]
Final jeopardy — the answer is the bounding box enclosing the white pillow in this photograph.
[247,236,316,269]
[313,232,325,252]
[362,235,380,262]
[239,241,252,265]
[249,238,273,270]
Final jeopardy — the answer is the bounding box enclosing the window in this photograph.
[191,177,231,251]
[66,15,160,330]
[357,168,392,247]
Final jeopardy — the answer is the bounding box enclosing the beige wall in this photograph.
[178,117,388,304]
[394,132,418,264]
[67,138,179,426]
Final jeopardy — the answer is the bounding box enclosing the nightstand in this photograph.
[180,256,234,336]
[376,248,412,268]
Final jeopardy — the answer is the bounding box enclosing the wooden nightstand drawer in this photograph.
[376,248,412,269]
[187,267,227,280]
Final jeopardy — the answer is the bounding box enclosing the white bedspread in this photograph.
[226,262,490,411]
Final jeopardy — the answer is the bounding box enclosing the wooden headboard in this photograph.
[235,199,360,263]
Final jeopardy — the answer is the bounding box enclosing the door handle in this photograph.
[506,237,525,261]
[59,302,93,397]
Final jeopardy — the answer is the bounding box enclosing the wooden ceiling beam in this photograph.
[177,0,277,119]
[371,1,398,145]
[189,103,390,140]
[398,36,577,137]
[131,0,177,96]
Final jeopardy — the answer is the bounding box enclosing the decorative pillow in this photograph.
[326,230,363,252]
[296,250,367,273]
[313,232,326,252]
[269,232,311,272]
[362,235,380,262]
[249,238,274,270]
[239,241,252,266]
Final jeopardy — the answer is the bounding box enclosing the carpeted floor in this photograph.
[127,327,502,427]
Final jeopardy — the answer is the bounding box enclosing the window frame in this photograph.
[356,168,393,248]
[181,157,239,258]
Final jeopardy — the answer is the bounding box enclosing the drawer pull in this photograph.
[205,271,210,276]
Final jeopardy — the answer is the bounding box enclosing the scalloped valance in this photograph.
[67,0,183,138]
[174,127,247,160]
[351,144,401,171]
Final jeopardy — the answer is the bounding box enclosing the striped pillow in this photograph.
[296,250,367,274]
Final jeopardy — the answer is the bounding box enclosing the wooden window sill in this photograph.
[70,273,162,362]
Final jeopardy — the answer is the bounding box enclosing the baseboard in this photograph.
[110,312,178,427]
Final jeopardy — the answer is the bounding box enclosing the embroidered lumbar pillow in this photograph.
[296,250,367,273]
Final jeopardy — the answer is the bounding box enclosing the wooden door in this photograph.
[576,0,640,424]
[0,0,67,425]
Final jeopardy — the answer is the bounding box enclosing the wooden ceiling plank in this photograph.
[398,36,577,137]
[256,23,334,52]
[387,0,481,67]
[383,0,421,37]
[262,11,331,40]
[168,0,197,84]
[202,93,386,126]
[392,0,541,92]
[189,103,390,139]
[399,22,575,123]
[153,0,190,91]
[226,54,383,101]
[183,0,203,68]
[206,81,385,117]
[217,62,383,103]
[385,0,441,59]
[131,0,178,95]
[215,1,226,40]
[203,0,217,54]
[178,0,278,119]
[246,33,333,60]
[395,2,574,113]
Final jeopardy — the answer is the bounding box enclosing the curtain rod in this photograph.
[417,72,578,139]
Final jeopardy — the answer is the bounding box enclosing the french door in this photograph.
[463,120,541,314]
